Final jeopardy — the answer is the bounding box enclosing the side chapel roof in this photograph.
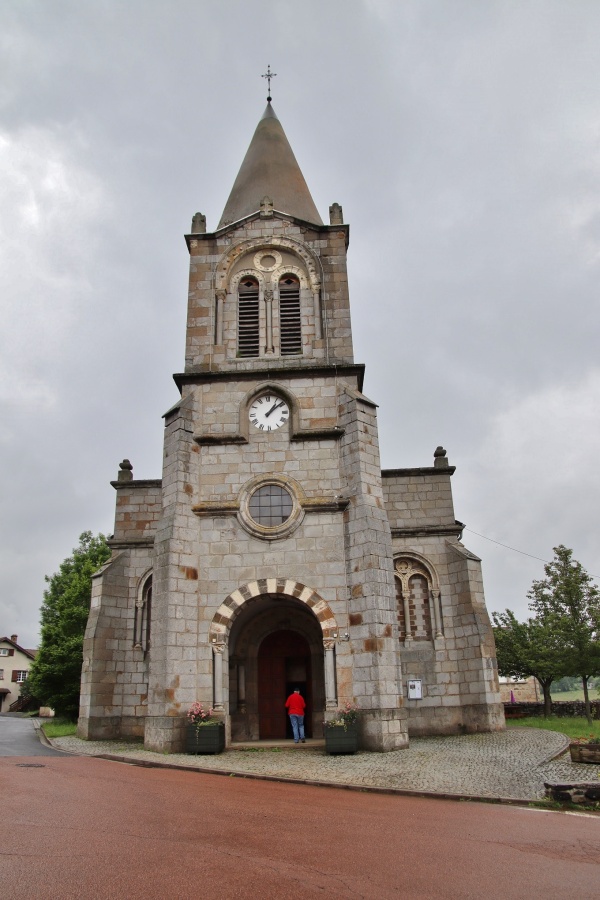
[217,103,323,229]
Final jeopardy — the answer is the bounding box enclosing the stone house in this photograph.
[78,101,504,752]
[0,635,36,712]
[499,676,540,703]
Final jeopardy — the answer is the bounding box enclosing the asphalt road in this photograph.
[0,713,66,756]
[2,752,599,899]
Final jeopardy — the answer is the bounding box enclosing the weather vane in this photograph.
[261,64,277,102]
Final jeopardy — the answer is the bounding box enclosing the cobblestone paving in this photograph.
[51,728,600,801]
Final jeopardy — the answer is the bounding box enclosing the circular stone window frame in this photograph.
[253,249,283,272]
[238,473,305,541]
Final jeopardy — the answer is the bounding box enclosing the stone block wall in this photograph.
[506,700,600,719]
[145,392,204,753]
[112,480,162,545]
[500,677,540,702]
[338,386,408,750]
[184,216,354,373]
[382,465,456,530]
[78,546,153,740]
[385,527,504,736]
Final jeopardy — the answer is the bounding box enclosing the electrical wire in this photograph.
[463,528,600,580]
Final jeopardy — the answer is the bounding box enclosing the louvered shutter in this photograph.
[279,276,302,355]
[238,278,260,357]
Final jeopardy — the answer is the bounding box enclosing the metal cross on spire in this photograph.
[261,64,277,102]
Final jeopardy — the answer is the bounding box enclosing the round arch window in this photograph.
[249,484,293,527]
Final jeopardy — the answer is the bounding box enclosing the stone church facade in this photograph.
[78,102,504,752]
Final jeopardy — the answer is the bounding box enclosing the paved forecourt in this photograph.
[51,727,600,802]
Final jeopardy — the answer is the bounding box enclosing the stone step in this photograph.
[229,739,325,750]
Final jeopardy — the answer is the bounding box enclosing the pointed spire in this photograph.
[217,104,323,229]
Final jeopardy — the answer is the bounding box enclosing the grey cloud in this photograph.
[1,0,599,644]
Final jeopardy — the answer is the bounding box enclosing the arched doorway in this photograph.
[224,589,330,742]
[257,630,312,739]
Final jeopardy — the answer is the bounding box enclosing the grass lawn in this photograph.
[551,689,598,702]
[42,719,77,738]
[507,715,600,741]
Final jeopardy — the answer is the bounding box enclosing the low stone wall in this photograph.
[545,782,600,804]
[504,700,600,719]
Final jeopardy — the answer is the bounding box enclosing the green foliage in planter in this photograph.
[326,702,359,730]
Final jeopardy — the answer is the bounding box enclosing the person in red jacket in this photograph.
[285,688,306,743]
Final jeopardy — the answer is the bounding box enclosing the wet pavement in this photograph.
[0,713,67,757]
[4,753,600,900]
[50,727,600,802]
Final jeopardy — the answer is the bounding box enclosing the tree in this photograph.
[528,545,600,724]
[492,609,567,716]
[27,532,111,719]
[551,675,582,693]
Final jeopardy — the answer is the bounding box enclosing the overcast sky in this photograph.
[1,1,599,648]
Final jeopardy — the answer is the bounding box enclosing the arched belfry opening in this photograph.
[227,593,327,742]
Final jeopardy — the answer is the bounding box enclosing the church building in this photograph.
[78,97,504,752]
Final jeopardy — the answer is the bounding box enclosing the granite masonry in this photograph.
[78,102,504,753]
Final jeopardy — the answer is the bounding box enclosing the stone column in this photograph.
[323,640,337,710]
[213,645,224,710]
[264,288,274,354]
[402,590,412,644]
[238,661,246,713]
[313,286,322,339]
[133,594,144,650]
[432,590,443,640]
[215,289,226,345]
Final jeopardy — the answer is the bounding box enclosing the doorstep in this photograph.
[229,738,325,750]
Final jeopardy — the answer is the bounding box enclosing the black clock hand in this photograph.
[265,400,285,418]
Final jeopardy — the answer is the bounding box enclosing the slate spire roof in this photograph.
[218,102,323,229]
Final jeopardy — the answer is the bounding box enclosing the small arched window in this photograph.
[238,277,260,357]
[279,275,302,356]
[394,560,434,642]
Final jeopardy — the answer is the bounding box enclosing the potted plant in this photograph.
[325,702,359,755]
[185,702,225,754]
[569,736,600,764]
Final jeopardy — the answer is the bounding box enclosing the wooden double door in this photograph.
[257,630,312,739]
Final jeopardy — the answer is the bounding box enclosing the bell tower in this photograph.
[183,102,354,373]
[138,98,408,752]
[78,92,503,752]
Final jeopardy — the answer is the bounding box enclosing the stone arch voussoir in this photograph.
[214,236,321,294]
[393,550,440,592]
[208,579,338,644]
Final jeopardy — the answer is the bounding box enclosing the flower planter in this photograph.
[325,724,358,755]
[185,723,225,755]
[569,743,600,764]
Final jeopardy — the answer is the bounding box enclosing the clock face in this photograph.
[249,394,290,431]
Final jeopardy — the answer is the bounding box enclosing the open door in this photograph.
[257,630,312,738]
